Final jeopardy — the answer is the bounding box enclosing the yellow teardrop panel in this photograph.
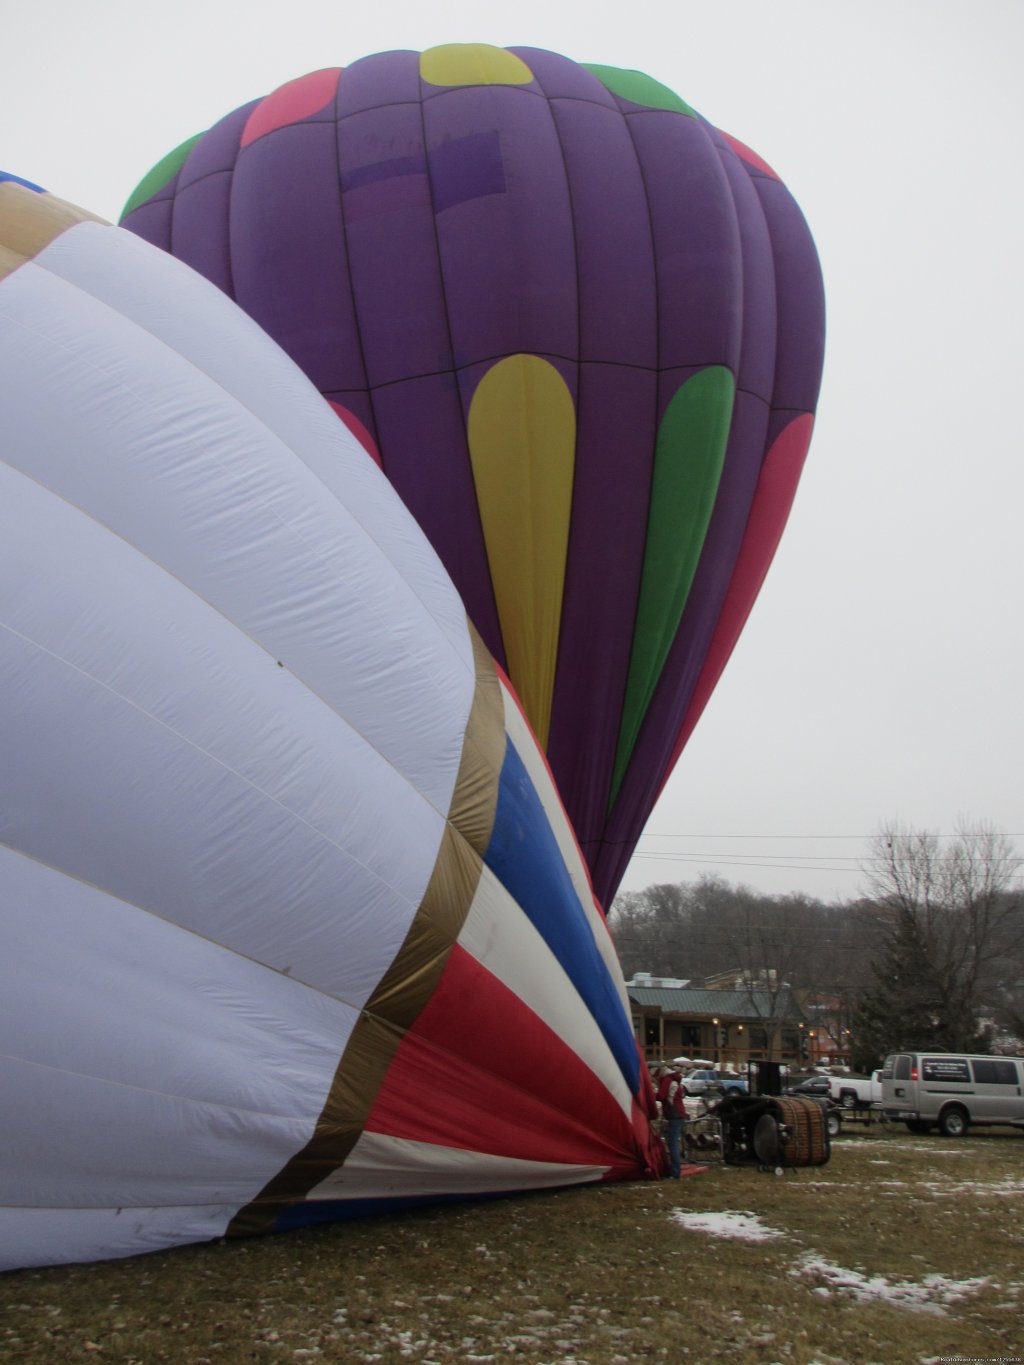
[467,355,575,747]
[420,45,534,88]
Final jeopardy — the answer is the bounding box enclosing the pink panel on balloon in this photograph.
[241,68,343,147]
[328,400,383,467]
[660,412,815,792]
[719,131,780,180]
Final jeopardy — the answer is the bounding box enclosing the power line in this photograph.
[636,831,1024,841]
[630,853,864,873]
[630,851,1023,871]
[634,851,879,864]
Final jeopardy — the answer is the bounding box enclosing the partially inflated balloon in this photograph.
[0,177,661,1271]
[123,45,826,905]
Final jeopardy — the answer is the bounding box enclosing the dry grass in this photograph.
[3,1125,1023,1363]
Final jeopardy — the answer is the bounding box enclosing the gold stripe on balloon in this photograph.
[0,182,106,282]
[227,623,506,1237]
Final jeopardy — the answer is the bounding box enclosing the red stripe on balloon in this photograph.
[365,943,645,1174]
[631,1091,668,1178]
[241,69,343,147]
[658,413,814,796]
[718,131,780,180]
[327,400,382,467]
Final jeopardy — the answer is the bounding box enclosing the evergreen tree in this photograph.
[851,820,1020,1066]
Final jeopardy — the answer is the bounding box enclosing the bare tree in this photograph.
[728,893,813,1059]
[853,819,1022,1061]
[607,882,690,980]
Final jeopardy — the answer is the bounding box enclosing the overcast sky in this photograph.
[5,1,1022,904]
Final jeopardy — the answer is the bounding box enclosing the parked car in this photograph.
[784,1073,831,1098]
[682,1068,748,1096]
[829,1070,884,1108]
[881,1051,1024,1136]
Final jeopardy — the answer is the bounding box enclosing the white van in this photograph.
[881,1051,1024,1137]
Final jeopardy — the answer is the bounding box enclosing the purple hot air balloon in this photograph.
[122,44,825,908]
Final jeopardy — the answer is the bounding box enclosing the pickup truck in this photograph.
[829,1070,883,1108]
[682,1068,748,1097]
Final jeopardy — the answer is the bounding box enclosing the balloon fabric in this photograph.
[0,178,662,1270]
[121,45,826,907]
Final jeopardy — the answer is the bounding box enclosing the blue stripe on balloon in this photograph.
[0,171,46,192]
[483,739,640,1093]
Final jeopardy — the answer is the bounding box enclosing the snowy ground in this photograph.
[672,1203,1013,1320]
[668,1135,1024,1330]
[671,1209,783,1242]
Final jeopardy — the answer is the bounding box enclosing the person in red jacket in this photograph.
[655,1064,686,1177]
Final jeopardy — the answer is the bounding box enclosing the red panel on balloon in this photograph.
[664,412,815,783]
[719,131,780,180]
[365,944,643,1174]
[241,69,342,147]
[328,401,382,467]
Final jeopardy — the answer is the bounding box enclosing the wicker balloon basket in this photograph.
[714,1092,831,1171]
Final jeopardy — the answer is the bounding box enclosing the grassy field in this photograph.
[2,1124,1022,1364]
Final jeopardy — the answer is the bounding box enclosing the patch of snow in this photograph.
[671,1209,783,1242]
[922,1176,1024,1196]
[887,1144,970,1155]
[875,1175,1024,1198]
[791,1253,990,1315]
